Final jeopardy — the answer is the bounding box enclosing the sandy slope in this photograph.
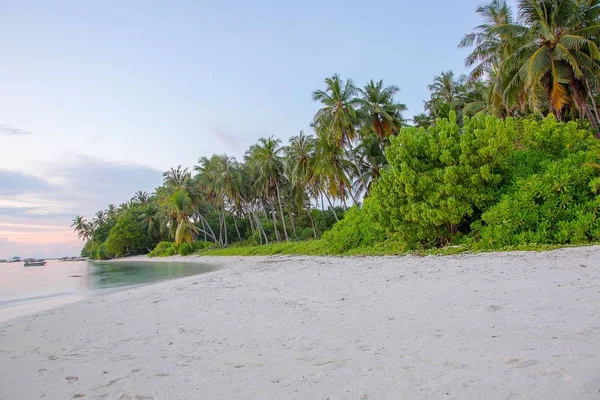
[1,247,600,400]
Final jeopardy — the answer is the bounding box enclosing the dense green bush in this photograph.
[96,243,110,260]
[474,151,600,248]
[149,240,213,257]
[148,241,174,257]
[370,112,515,248]
[105,210,152,257]
[322,201,387,253]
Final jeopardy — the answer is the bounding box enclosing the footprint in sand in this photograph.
[66,376,79,383]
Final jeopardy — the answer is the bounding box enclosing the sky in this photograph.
[0,0,505,258]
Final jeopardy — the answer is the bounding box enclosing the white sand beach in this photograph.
[1,247,600,399]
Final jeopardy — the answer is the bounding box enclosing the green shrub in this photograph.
[165,243,178,256]
[105,210,152,257]
[96,243,110,260]
[370,112,515,248]
[148,241,174,257]
[322,202,386,253]
[178,242,195,256]
[474,152,600,248]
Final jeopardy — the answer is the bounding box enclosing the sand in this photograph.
[1,247,600,400]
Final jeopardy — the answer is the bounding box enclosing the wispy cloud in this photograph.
[0,124,32,136]
[0,155,164,258]
[0,171,53,195]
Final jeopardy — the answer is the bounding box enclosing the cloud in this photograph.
[50,155,163,213]
[0,171,53,195]
[0,124,32,136]
[0,155,164,258]
[0,207,73,219]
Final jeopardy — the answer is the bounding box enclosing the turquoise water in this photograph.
[0,259,217,322]
[88,260,218,291]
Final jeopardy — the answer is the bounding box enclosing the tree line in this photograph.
[74,0,600,258]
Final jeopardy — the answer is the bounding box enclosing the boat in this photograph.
[10,257,21,263]
[24,260,46,267]
[0,259,7,263]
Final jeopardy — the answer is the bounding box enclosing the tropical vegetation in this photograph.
[73,0,600,259]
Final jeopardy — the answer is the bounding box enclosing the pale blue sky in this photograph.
[0,0,500,257]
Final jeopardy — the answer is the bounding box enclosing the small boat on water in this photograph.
[24,260,46,267]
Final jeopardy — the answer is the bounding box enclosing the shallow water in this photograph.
[0,259,217,322]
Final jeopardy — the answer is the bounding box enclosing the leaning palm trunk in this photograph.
[308,209,317,239]
[324,194,339,222]
[254,212,269,244]
[233,214,242,242]
[198,213,218,243]
[270,201,281,242]
[275,183,289,241]
[571,79,599,137]
[287,209,298,240]
[585,79,600,136]
[221,202,228,246]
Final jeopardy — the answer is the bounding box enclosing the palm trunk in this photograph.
[199,214,217,243]
[233,215,242,242]
[270,201,281,242]
[325,194,339,222]
[572,78,599,137]
[585,79,600,135]
[308,209,317,239]
[255,212,269,244]
[287,209,298,240]
[221,202,228,246]
[275,183,289,242]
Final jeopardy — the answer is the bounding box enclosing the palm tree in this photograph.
[428,71,467,110]
[245,136,289,242]
[285,131,318,238]
[106,204,118,219]
[133,190,150,205]
[139,202,162,241]
[167,189,198,245]
[501,0,600,130]
[71,215,91,241]
[357,80,407,142]
[462,0,600,133]
[92,210,106,228]
[313,128,357,209]
[163,166,191,189]
[312,74,360,146]
[351,135,387,198]
[459,0,515,81]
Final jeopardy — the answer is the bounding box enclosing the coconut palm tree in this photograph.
[164,166,191,189]
[71,215,91,241]
[245,136,289,242]
[167,189,198,245]
[351,135,387,198]
[462,0,600,132]
[500,0,600,130]
[357,80,407,142]
[312,74,360,146]
[92,210,106,228]
[313,128,357,209]
[139,202,162,241]
[459,0,516,81]
[106,204,118,219]
[284,131,318,238]
[133,190,150,205]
